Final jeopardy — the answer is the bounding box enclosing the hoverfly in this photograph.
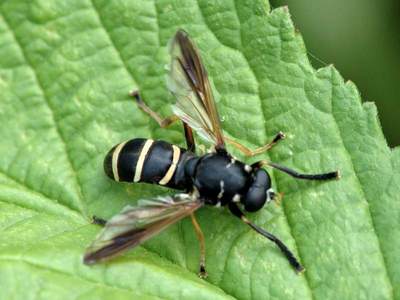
[84,30,339,277]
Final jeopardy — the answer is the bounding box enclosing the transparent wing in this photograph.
[84,193,203,264]
[167,29,225,149]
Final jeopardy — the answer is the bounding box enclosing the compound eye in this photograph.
[244,187,266,212]
[243,169,271,212]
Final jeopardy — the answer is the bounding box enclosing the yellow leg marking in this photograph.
[130,90,180,128]
[159,145,181,185]
[190,213,207,278]
[225,132,285,157]
[112,141,128,182]
[133,139,154,182]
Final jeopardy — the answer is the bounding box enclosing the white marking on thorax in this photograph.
[226,157,236,169]
[217,181,225,199]
[134,139,154,182]
[244,164,252,173]
[232,194,241,203]
[159,145,181,185]
[112,141,128,182]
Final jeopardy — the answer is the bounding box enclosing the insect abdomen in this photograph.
[104,138,187,188]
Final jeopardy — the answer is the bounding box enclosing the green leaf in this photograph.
[0,0,398,299]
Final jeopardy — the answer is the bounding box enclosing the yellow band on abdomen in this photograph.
[133,139,154,182]
[159,145,181,185]
[112,141,128,182]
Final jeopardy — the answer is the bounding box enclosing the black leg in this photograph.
[92,216,107,226]
[253,160,340,181]
[228,203,304,273]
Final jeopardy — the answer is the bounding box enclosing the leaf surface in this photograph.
[0,0,399,299]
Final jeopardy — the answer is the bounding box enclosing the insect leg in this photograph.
[228,203,304,273]
[253,160,340,181]
[225,132,285,157]
[130,90,196,151]
[190,213,207,278]
[92,216,107,226]
[129,90,179,127]
[183,123,196,152]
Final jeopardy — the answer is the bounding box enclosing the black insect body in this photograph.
[189,151,273,210]
[104,138,273,210]
[84,30,339,277]
[103,138,192,190]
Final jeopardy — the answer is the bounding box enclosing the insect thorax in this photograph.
[190,152,251,206]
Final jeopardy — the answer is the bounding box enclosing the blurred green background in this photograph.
[271,0,400,147]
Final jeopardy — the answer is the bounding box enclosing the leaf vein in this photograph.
[0,10,87,217]
[89,0,138,88]
[88,0,158,136]
[329,72,394,299]
[0,257,164,299]
[232,2,318,298]
[194,1,315,297]
[0,171,85,222]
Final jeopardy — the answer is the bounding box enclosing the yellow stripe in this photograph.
[134,139,154,182]
[159,145,180,185]
[112,141,128,182]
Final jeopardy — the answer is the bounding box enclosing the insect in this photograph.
[84,29,339,277]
